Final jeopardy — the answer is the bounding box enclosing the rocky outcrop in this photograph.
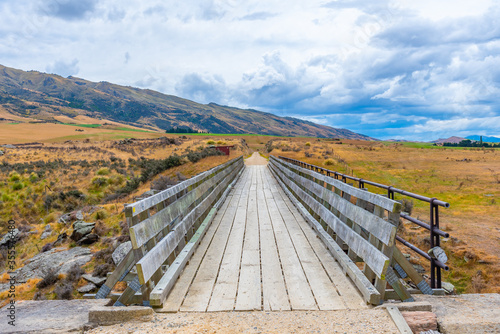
[15,247,92,282]
[0,228,19,247]
[70,221,95,241]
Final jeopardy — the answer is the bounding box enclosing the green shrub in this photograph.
[96,167,110,176]
[323,159,335,166]
[29,172,39,183]
[206,140,215,145]
[305,142,311,147]
[9,172,21,182]
[12,182,24,191]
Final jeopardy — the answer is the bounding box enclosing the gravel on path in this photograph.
[85,309,398,334]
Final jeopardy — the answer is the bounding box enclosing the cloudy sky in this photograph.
[1,0,499,140]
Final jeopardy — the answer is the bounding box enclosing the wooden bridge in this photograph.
[92,152,441,314]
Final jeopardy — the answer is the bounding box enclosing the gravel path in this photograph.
[86,309,398,334]
[244,152,268,165]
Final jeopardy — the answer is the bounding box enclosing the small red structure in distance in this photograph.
[213,145,234,155]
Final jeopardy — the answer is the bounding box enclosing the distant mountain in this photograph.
[0,64,374,140]
[431,136,466,144]
[466,135,500,143]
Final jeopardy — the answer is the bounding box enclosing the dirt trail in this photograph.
[244,152,268,165]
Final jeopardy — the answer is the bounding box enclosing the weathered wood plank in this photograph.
[271,157,397,246]
[179,171,248,312]
[263,169,345,311]
[264,172,318,311]
[270,162,390,280]
[276,187,367,310]
[269,165,381,305]
[270,156,400,213]
[136,164,240,285]
[207,170,250,311]
[235,167,262,311]
[130,163,237,248]
[256,167,290,311]
[158,170,249,312]
[128,157,242,216]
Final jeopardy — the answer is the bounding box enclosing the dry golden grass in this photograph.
[264,138,500,293]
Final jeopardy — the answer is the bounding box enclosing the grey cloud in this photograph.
[107,7,126,21]
[175,73,226,104]
[124,52,130,64]
[46,59,79,77]
[42,0,98,21]
[239,12,277,21]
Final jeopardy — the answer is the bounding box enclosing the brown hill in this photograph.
[431,136,466,144]
[0,64,374,139]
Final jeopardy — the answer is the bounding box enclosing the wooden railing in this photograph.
[269,156,415,305]
[94,156,244,307]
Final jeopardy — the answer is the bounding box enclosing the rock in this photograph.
[89,305,153,325]
[0,150,3,156]
[1,144,15,148]
[77,233,99,245]
[15,247,92,282]
[112,241,132,265]
[44,224,52,232]
[0,299,109,333]
[82,274,106,286]
[59,213,71,224]
[401,311,438,333]
[52,232,68,246]
[40,231,52,240]
[70,221,95,241]
[77,283,97,293]
[76,210,84,220]
[0,228,19,247]
[441,281,455,294]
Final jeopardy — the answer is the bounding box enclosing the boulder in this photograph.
[1,144,15,148]
[44,224,52,232]
[77,283,97,294]
[77,233,99,245]
[112,241,132,265]
[82,274,106,286]
[15,247,92,282]
[75,210,84,220]
[0,150,3,156]
[70,221,95,241]
[0,228,19,248]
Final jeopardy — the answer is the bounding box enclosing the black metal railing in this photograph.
[278,156,450,289]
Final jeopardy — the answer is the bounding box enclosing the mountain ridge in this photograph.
[0,64,374,140]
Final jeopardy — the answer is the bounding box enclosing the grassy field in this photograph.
[0,129,498,303]
[263,138,500,294]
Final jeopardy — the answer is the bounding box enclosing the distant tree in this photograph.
[165,127,199,134]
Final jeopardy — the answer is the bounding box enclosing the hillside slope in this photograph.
[0,64,373,139]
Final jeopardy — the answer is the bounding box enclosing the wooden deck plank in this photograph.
[262,168,345,311]
[179,170,249,312]
[270,171,368,310]
[207,169,251,311]
[159,170,249,312]
[256,166,290,311]
[235,167,262,311]
[263,169,318,311]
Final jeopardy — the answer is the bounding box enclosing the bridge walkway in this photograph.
[158,158,366,312]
